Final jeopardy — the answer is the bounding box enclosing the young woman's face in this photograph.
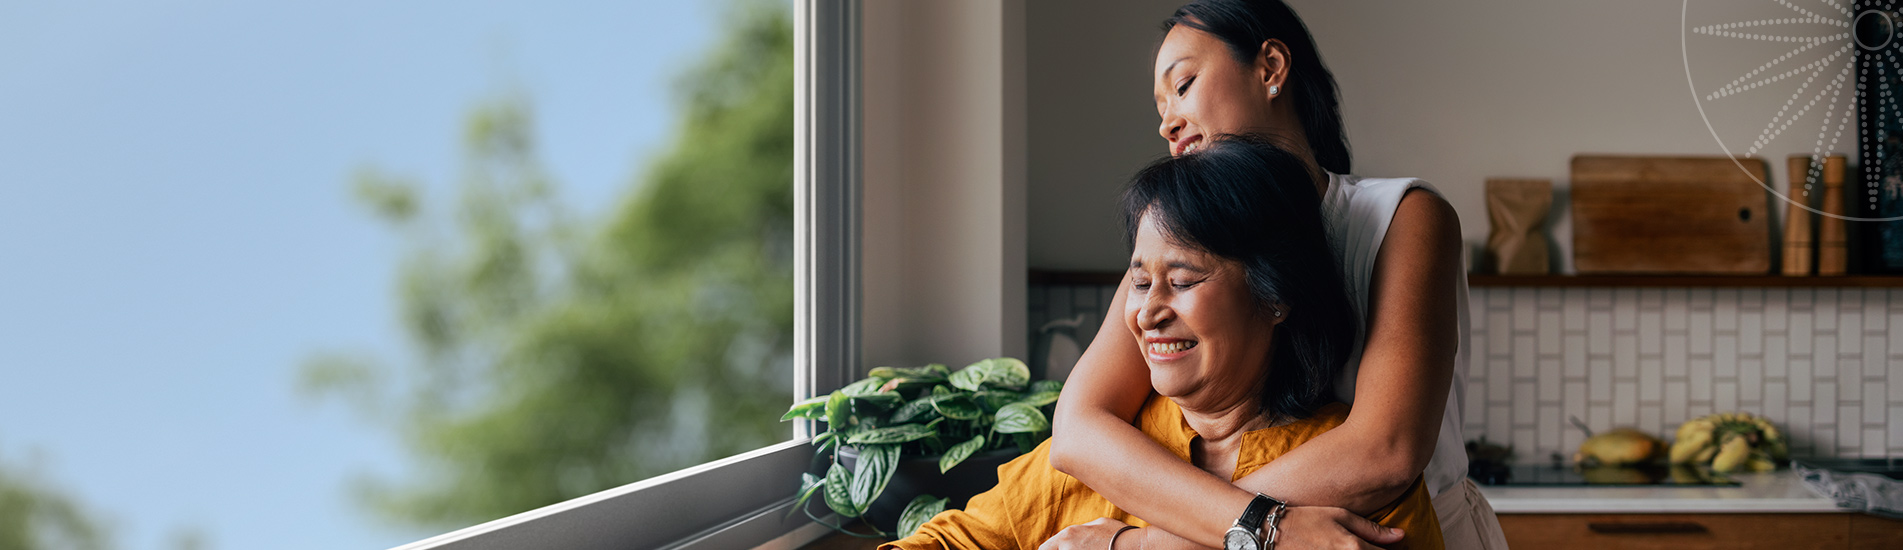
[1124,213,1279,409]
[1153,26,1280,158]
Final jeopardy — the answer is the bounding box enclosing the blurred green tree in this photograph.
[0,452,109,550]
[301,0,794,528]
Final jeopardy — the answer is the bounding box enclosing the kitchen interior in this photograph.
[1019,0,1903,548]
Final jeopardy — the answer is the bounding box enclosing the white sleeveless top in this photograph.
[1320,173,1470,498]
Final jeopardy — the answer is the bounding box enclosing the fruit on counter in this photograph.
[1668,412,1785,473]
[1572,428,1665,467]
[1711,434,1752,472]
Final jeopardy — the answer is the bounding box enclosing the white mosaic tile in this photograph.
[1028,281,1901,462]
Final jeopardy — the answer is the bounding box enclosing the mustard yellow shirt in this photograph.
[881,397,1443,550]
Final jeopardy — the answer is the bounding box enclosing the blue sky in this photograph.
[0,1,717,549]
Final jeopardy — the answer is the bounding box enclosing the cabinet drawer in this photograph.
[1497,513,1849,550]
[1851,513,1903,550]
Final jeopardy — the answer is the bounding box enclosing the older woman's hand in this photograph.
[1040,517,1143,550]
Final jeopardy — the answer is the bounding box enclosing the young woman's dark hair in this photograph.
[1120,135,1356,421]
[1164,0,1352,175]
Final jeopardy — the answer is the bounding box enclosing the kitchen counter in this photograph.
[1478,470,1844,513]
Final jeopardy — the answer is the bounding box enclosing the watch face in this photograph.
[1223,529,1260,550]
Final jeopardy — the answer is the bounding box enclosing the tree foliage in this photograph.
[0,452,108,550]
[302,0,795,528]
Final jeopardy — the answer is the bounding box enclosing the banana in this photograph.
[1676,418,1714,441]
[1693,443,1720,464]
[1746,455,1778,473]
[1669,426,1715,464]
[1670,412,1786,472]
[1711,433,1753,473]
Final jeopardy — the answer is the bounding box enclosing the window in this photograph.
[384,1,860,548]
[0,1,848,549]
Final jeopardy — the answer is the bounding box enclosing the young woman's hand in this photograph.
[1040,517,1144,550]
[1272,506,1404,550]
[1126,506,1404,550]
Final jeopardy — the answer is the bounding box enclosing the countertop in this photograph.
[1477,470,1844,513]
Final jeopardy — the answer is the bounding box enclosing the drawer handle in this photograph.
[1587,522,1709,534]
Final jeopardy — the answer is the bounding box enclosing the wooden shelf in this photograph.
[1468,274,1903,287]
[1028,270,1903,288]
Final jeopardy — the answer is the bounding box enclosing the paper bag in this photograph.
[1486,178,1552,274]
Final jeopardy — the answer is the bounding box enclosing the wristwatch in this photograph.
[1222,493,1284,550]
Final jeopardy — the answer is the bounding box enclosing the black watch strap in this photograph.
[1236,493,1278,534]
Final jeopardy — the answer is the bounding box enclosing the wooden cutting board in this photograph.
[1571,155,1774,274]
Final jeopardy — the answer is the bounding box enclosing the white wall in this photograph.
[1026,0,1813,273]
[861,0,1029,369]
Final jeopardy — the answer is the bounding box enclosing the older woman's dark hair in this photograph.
[1164,0,1351,175]
[1120,136,1355,421]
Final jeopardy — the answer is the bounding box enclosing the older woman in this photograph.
[881,138,1442,550]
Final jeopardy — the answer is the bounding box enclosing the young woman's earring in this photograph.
[1268,85,1280,96]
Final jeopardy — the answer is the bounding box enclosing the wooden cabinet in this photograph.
[1498,513,1902,550]
[1851,513,1903,550]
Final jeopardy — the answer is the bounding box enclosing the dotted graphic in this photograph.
[1684,0,1903,221]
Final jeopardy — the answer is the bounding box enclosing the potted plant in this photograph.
[781,357,1061,538]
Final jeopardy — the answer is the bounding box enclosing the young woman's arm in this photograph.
[1049,190,1463,549]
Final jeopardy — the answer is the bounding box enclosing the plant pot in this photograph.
[836,446,1019,533]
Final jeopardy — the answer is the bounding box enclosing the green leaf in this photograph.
[973,391,1018,412]
[897,494,949,538]
[848,444,901,510]
[974,357,1030,390]
[890,397,940,424]
[782,395,830,421]
[848,392,904,412]
[824,390,850,431]
[846,421,941,445]
[1013,390,1062,408]
[1015,432,1037,454]
[950,357,1031,392]
[822,462,862,517]
[931,395,982,420]
[948,366,984,392]
[840,377,888,397]
[870,365,950,381]
[789,472,825,519]
[1030,379,1064,394]
[939,435,986,473]
[993,402,1050,433]
[931,384,953,397]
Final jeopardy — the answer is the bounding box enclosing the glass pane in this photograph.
[0,1,794,549]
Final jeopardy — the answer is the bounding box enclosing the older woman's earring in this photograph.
[1269,85,1280,96]
[1271,308,1283,317]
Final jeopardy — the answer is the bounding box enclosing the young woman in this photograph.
[1045,1,1509,549]
[886,139,1441,550]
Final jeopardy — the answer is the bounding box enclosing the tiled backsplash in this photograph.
[1027,283,1903,462]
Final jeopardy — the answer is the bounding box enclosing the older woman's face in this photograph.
[1153,26,1279,158]
[1124,214,1280,409]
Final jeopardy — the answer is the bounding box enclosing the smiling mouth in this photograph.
[1179,136,1204,155]
[1147,340,1198,354]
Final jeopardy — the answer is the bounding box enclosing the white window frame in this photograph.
[386,1,860,548]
